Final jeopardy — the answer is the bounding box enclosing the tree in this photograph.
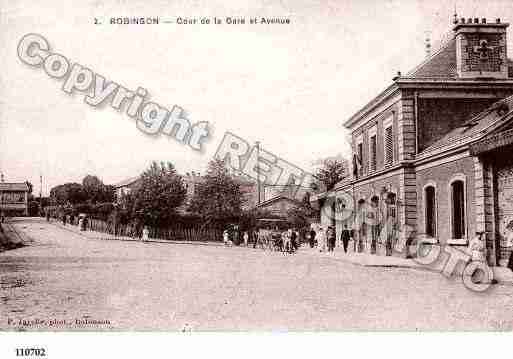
[49,183,87,205]
[131,161,186,227]
[315,157,348,191]
[189,158,243,225]
[82,175,115,204]
[25,181,33,194]
[286,192,317,228]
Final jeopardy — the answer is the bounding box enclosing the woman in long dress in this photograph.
[142,226,149,242]
[318,227,326,253]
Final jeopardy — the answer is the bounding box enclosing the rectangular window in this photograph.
[357,142,363,177]
[384,126,393,165]
[425,186,436,237]
[369,135,377,172]
[452,180,466,239]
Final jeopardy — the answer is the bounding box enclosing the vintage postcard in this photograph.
[1,0,513,357]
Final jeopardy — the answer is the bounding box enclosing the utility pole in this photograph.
[255,141,261,205]
[39,174,43,215]
[0,172,4,220]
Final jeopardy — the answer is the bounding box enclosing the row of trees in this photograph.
[47,155,347,231]
[49,175,115,206]
[114,159,245,228]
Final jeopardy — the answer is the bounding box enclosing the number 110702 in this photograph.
[15,348,46,357]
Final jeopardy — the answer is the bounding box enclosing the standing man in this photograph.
[308,227,316,248]
[290,228,298,252]
[327,226,335,252]
[341,224,351,253]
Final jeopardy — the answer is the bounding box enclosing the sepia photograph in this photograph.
[1,0,513,357]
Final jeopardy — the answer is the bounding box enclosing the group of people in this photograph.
[223,226,300,254]
[307,224,353,254]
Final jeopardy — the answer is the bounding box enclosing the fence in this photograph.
[87,218,223,243]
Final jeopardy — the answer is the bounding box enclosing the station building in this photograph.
[311,17,513,267]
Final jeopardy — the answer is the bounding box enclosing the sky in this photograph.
[1,0,513,195]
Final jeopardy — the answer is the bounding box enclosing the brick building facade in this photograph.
[311,17,513,266]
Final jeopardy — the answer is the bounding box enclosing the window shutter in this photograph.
[385,126,393,165]
[370,135,377,172]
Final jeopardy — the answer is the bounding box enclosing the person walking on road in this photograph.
[142,226,149,242]
[243,231,249,247]
[318,227,326,253]
[341,225,351,253]
[327,226,336,252]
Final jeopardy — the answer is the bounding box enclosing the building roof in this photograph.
[256,195,301,209]
[113,176,141,188]
[344,33,513,129]
[406,38,458,79]
[418,95,513,157]
[0,182,29,191]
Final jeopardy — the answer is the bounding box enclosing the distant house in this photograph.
[113,176,141,199]
[113,171,311,217]
[254,195,302,217]
[113,172,205,213]
[0,182,30,216]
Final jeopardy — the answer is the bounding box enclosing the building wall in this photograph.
[418,98,497,152]
[487,150,513,265]
[455,23,508,78]
[0,191,28,216]
[397,96,416,161]
[351,102,400,178]
[415,156,476,245]
[259,198,298,217]
[352,173,402,205]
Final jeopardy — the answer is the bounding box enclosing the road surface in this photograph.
[1,217,513,331]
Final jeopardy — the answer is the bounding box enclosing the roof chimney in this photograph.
[453,15,509,79]
[425,33,431,57]
[0,173,4,183]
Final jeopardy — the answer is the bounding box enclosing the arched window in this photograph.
[450,179,466,240]
[424,185,436,237]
